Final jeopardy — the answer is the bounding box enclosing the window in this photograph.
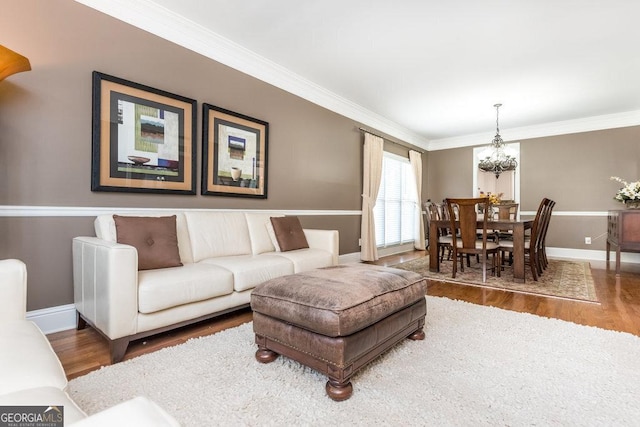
[374,152,418,247]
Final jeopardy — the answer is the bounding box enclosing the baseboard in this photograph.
[30,247,639,335]
[338,243,417,264]
[546,247,640,263]
[338,252,362,264]
[378,243,417,258]
[27,303,76,335]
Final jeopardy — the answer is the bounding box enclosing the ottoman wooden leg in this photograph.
[408,328,425,340]
[326,379,353,401]
[255,346,279,364]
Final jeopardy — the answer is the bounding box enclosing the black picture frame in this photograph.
[202,103,268,198]
[91,71,197,194]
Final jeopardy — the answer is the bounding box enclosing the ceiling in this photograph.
[79,0,640,150]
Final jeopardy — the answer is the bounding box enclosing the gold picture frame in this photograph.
[91,71,197,194]
[202,103,268,198]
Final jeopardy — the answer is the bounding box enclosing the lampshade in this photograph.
[0,44,31,81]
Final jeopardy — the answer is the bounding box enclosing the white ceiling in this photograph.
[78,0,640,150]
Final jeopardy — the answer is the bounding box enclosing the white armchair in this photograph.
[0,259,27,322]
[0,259,180,426]
[0,259,70,396]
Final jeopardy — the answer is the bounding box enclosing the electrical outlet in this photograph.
[585,237,591,245]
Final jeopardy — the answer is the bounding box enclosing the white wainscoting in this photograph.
[27,304,77,335]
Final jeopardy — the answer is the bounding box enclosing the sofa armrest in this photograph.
[303,229,339,265]
[72,237,139,340]
[0,259,27,323]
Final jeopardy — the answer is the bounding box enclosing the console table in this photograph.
[606,209,640,275]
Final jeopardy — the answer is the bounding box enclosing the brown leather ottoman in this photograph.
[250,263,427,401]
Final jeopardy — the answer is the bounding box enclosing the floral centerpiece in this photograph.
[610,176,640,208]
[487,192,503,205]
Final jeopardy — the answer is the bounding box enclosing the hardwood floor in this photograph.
[48,251,640,380]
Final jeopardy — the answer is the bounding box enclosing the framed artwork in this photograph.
[91,71,197,194]
[202,103,268,198]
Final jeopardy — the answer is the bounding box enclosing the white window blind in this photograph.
[374,152,418,247]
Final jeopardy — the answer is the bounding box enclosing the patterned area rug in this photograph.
[392,257,598,303]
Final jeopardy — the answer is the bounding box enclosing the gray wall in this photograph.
[427,126,640,252]
[2,1,636,312]
[0,0,427,310]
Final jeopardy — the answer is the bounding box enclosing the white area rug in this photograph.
[69,297,640,426]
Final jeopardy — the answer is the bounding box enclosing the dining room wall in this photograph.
[426,125,640,253]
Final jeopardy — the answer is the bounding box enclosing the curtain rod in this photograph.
[357,127,425,153]
[358,127,386,140]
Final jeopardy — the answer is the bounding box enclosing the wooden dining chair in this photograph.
[536,199,555,272]
[424,201,453,262]
[494,202,519,263]
[445,197,500,283]
[498,198,551,281]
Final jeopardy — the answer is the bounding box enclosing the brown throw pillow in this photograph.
[269,216,309,252]
[113,215,183,271]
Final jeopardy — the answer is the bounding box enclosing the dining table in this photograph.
[428,217,534,283]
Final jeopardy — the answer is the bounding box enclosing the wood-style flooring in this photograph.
[48,251,640,380]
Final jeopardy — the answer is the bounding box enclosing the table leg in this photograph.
[512,223,525,282]
[616,247,621,276]
[429,221,439,272]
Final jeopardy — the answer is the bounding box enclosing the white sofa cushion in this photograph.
[0,321,67,395]
[245,213,283,254]
[138,264,234,314]
[184,212,252,261]
[94,213,194,264]
[0,386,87,425]
[264,248,335,273]
[202,254,294,292]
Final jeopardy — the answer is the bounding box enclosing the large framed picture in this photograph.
[91,71,197,194]
[202,103,268,198]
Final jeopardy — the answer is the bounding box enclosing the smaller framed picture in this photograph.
[202,103,268,198]
[91,71,197,194]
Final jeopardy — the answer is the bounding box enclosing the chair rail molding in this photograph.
[0,206,611,218]
[0,205,362,217]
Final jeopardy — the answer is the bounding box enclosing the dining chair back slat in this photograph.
[497,203,519,221]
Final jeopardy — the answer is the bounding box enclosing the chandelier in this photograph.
[478,103,517,178]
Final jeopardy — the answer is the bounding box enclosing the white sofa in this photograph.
[72,211,339,363]
[0,259,179,426]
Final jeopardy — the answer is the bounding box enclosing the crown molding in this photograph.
[73,0,429,149]
[428,110,640,151]
[73,1,640,152]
